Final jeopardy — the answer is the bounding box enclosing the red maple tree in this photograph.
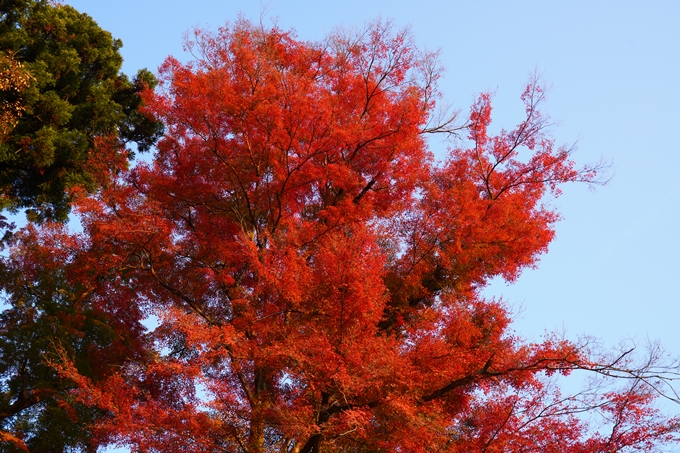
[2,19,678,453]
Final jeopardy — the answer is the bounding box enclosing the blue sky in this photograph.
[63,0,680,450]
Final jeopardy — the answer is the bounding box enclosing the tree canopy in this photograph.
[1,17,678,453]
[0,0,162,222]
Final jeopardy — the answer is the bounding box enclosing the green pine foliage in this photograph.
[0,2,160,451]
[0,0,163,222]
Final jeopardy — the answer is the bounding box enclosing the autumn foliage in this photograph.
[1,19,678,453]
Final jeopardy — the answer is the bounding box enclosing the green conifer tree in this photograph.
[0,0,162,222]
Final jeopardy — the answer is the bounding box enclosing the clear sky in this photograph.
[62,1,680,451]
